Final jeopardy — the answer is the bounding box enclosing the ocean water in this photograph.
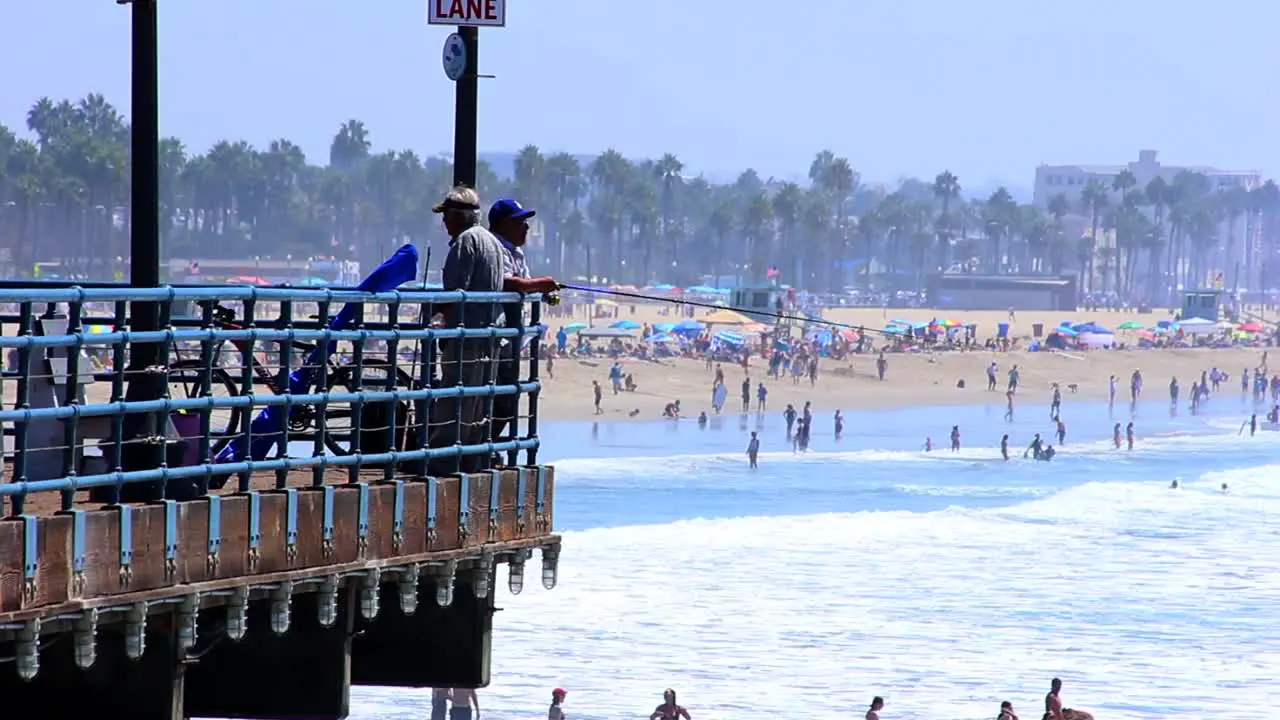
[350,396,1280,720]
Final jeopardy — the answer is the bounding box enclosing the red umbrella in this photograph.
[1238,321,1264,333]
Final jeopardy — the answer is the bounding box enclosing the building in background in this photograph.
[1032,150,1263,293]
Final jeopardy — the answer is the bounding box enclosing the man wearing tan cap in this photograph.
[429,185,504,474]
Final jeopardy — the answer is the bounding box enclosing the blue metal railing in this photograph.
[0,286,544,516]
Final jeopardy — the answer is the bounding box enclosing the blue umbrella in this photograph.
[653,322,675,332]
[673,320,705,333]
[646,333,676,343]
[563,322,588,333]
[715,331,745,345]
[652,284,676,291]
[611,319,641,330]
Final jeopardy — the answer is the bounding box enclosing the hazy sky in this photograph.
[3,0,1277,189]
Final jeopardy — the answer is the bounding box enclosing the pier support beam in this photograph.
[351,577,493,688]
[0,615,183,720]
[184,591,355,719]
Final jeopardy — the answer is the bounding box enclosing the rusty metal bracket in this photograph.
[246,490,261,571]
[458,474,471,543]
[284,488,299,564]
[355,482,370,559]
[116,504,134,587]
[487,470,502,541]
[163,499,178,581]
[515,467,528,532]
[391,480,405,551]
[21,514,38,605]
[426,477,438,548]
[321,485,335,558]
[206,495,222,575]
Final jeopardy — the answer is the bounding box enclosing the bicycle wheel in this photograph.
[167,359,246,451]
[321,359,419,456]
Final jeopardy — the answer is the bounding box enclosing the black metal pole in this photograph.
[452,26,479,188]
[119,0,167,497]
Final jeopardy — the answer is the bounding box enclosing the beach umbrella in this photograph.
[1238,321,1264,333]
[651,283,677,291]
[672,320,705,333]
[610,319,641,330]
[1116,321,1145,330]
[703,309,752,325]
[1053,326,1079,337]
[563,322,588,333]
[714,331,745,345]
[882,325,907,334]
[939,319,962,327]
[646,333,676,343]
[653,322,675,332]
[580,327,636,339]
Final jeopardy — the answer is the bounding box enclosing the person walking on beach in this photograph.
[866,696,885,720]
[1130,368,1143,404]
[650,689,691,720]
[746,431,760,468]
[1049,383,1062,419]
[740,377,751,412]
[1004,390,1016,422]
[987,361,999,391]
[756,381,768,412]
[1108,374,1117,409]
[592,380,603,415]
[1007,365,1020,393]
[1043,678,1064,720]
[876,353,888,381]
[548,689,567,720]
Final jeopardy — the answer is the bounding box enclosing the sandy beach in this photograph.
[534,305,1272,422]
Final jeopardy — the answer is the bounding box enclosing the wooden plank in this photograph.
[0,519,23,612]
[365,482,395,560]
[217,495,250,579]
[254,492,289,575]
[128,504,169,593]
[329,485,359,565]
[400,480,428,557]
[432,476,461,552]
[293,489,324,569]
[32,513,72,608]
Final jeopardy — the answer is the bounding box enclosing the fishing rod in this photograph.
[558,283,930,343]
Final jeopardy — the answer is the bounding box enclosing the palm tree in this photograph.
[932,171,961,272]
[1079,179,1109,293]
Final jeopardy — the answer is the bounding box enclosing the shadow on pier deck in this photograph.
[0,285,559,719]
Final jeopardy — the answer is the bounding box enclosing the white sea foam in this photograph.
[349,452,1280,720]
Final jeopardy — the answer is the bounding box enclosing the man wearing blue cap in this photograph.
[488,198,561,448]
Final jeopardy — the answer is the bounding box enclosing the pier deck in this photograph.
[0,284,559,720]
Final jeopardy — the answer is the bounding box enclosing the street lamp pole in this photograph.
[452,26,479,188]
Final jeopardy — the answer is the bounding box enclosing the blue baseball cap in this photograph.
[489,198,536,225]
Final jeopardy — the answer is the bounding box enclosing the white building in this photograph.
[1032,150,1263,289]
[1033,150,1261,208]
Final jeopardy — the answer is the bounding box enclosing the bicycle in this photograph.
[166,300,424,461]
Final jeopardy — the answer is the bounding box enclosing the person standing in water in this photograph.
[1044,678,1064,720]
[997,700,1018,720]
[450,688,479,720]
[650,689,691,720]
[783,404,797,437]
[1024,433,1043,459]
[548,689,567,720]
[1126,422,1135,450]
[746,431,760,468]
[1049,383,1062,420]
[1241,413,1258,436]
[949,425,961,452]
[1108,374,1118,409]
[834,410,845,439]
[865,696,885,720]
[1000,434,1010,461]
[1055,418,1066,445]
[1113,422,1122,449]
[1004,390,1016,422]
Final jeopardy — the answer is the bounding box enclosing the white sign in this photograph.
[427,0,506,27]
[442,33,468,81]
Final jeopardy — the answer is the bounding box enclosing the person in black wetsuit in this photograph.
[1000,434,1010,461]
[650,689,691,720]
[1024,433,1043,460]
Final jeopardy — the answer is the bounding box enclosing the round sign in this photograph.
[442,33,467,81]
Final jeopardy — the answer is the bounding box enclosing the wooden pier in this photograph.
[0,285,557,719]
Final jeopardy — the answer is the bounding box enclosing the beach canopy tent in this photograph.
[704,309,752,325]
[579,327,635,339]
[653,322,675,332]
[1052,326,1079,337]
[672,320,705,333]
[1116,321,1145,330]
[882,324,908,334]
[685,285,730,295]
[1071,322,1111,334]
[649,284,677,291]
[646,332,677,343]
[714,331,746,346]
[563,322,588,333]
[1175,317,1218,334]
[610,319,641,330]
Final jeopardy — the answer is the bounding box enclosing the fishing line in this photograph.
[559,283,927,342]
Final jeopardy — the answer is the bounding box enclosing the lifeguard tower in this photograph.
[1181,289,1223,322]
[730,284,812,340]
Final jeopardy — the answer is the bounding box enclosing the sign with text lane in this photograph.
[427,0,506,27]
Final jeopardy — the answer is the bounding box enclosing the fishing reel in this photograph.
[287,405,316,432]
[544,293,562,307]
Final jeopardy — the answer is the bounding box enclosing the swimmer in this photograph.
[1000,433,1010,461]
[1170,479,1179,489]
[697,411,708,427]
[746,431,760,469]
[1222,482,1229,493]
[923,437,934,452]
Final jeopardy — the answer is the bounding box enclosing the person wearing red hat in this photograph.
[548,688,567,720]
